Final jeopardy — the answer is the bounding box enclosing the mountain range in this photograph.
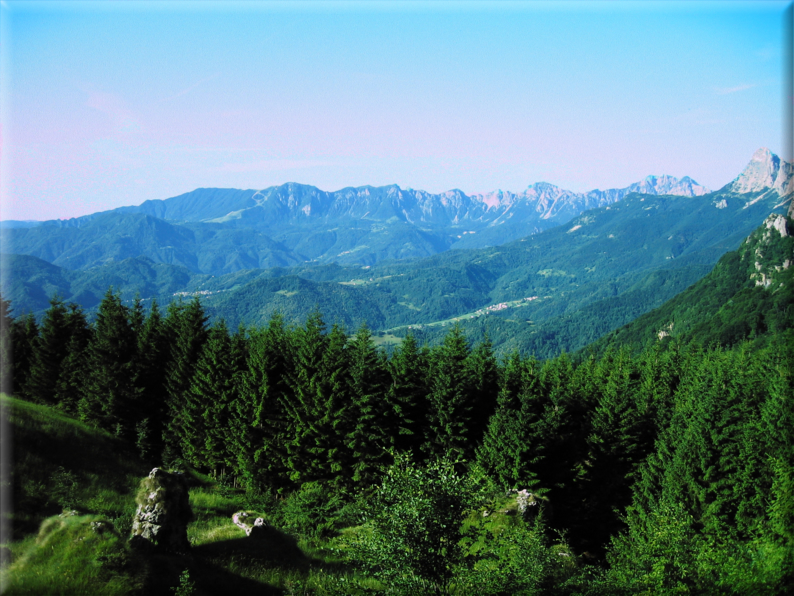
[2,148,792,357]
[2,172,711,274]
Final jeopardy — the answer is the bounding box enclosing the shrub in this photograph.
[344,454,483,595]
[171,569,196,596]
[279,481,349,539]
[49,466,79,510]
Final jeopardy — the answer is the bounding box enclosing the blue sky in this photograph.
[1,1,790,220]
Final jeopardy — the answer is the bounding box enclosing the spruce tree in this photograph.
[54,303,92,413]
[282,313,352,486]
[133,299,169,462]
[579,347,645,551]
[346,323,392,487]
[233,313,294,490]
[162,297,209,464]
[0,295,12,395]
[78,290,139,435]
[464,335,500,452]
[11,313,38,398]
[476,352,546,492]
[25,295,73,405]
[425,325,473,459]
[185,320,244,476]
[281,311,330,485]
[386,332,429,457]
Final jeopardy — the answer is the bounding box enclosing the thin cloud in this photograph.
[715,84,756,95]
[160,73,221,102]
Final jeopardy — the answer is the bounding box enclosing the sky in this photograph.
[0,0,791,221]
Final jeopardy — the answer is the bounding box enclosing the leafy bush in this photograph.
[344,454,484,594]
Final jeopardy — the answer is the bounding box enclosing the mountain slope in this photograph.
[587,206,794,354]
[4,213,304,275]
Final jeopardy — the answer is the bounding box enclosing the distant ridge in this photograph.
[109,174,710,230]
[4,174,711,229]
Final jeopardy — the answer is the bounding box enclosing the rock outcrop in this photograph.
[129,468,193,553]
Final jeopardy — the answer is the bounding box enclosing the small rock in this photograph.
[233,511,269,538]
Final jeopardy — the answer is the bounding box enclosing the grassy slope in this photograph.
[1,394,572,595]
[0,395,318,595]
[2,395,150,539]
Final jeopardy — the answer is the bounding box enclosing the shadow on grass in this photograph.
[192,525,318,570]
[140,551,283,596]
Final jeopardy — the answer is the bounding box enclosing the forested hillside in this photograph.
[589,209,794,355]
[2,263,792,592]
[3,175,710,275]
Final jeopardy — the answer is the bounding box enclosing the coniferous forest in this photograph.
[1,284,792,594]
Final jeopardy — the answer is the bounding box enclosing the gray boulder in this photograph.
[129,468,193,553]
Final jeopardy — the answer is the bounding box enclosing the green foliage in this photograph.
[386,332,430,456]
[5,208,794,596]
[277,481,350,540]
[171,569,197,596]
[591,214,794,356]
[49,465,79,511]
[78,289,140,434]
[345,454,483,594]
[425,325,476,459]
[0,294,12,395]
[5,188,788,360]
[162,297,209,465]
[345,324,394,487]
[476,352,546,492]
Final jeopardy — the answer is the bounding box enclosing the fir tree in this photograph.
[476,352,546,492]
[425,325,473,459]
[133,299,169,463]
[346,323,392,487]
[579,347,645,551]
[25,295,73,405]
[53,303,91,413]
[282,313,352,486]
[161,297,209,464]
[78,290,139,435]
[464,335,499,453]
[185,320,244,476]
[386,332,429,457]
[234,313,294,490]
[11,313,38,398]
[0,295,12,395]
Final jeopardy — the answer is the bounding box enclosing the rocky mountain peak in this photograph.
[728,148,794,196]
